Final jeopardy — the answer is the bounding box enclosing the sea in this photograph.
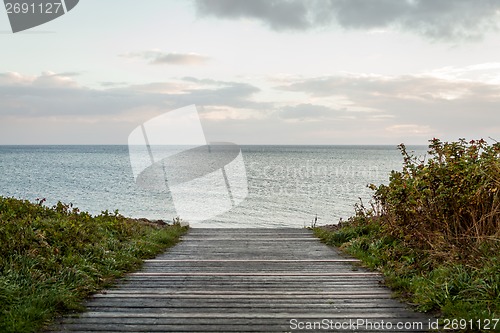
[0,145,427,228]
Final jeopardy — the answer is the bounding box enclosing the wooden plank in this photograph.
[69,310,429,319]
[48,228,433,332]
[98,290,389,295]
[179,237,318,240]
[128,272,381,276]
[145,258,358,260]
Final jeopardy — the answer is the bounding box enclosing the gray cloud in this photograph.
[195,0,500,40]
[277,74,500,137]
[0,72,267,118]
[120,51,210,65]
[277,74,500,101]
[196,0,312,30]
[2,71,500,144]
[182,77,240,86]
[279,103,344,121]
[99,81,128,87]
[0,72,274,144]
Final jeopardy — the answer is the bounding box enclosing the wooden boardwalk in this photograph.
[49,228,432,332]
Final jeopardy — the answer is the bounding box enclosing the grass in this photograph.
[315,138,500,332]
[0,196,188,333]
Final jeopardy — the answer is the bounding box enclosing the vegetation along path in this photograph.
[49,228,432,332]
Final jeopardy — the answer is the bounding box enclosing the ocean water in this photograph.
[0,145,426,228]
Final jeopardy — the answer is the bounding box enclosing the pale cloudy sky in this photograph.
[1,0,500,144]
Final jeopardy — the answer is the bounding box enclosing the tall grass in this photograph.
[0,197,187,333]
[315,138,500,332]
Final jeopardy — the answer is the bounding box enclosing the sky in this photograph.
[1,0,500,145]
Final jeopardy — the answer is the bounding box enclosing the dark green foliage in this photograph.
[315,138,500,332]
[373,138,500,252]
[0,197,187,333]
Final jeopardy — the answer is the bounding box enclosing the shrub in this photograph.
[372,138,500,255]
[316,138,500,330]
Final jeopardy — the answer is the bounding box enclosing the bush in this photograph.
[316,138,500,331]
[372,138,500,255]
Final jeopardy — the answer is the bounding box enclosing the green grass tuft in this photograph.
[0,197,187,333]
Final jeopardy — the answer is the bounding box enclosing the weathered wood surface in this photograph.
[48,228,432,332]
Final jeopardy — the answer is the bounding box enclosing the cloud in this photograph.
[2,70,500,144]
[279,103,344,121]
[0,72,274,144]
[386,124,433,135]
[277,73,500,102]
[0,72,35,85]
[120,50,210,65]
[426,63,500,83]
[99,81,128,87]
[195,0,500,40]
[196,0,312,30]
[0,72,266,119]
[276,73,500,139]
